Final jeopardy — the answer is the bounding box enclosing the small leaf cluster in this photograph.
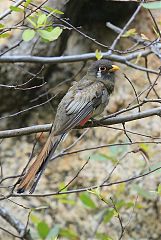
[22,8,63,42]
[30,214,79,240]
[0,2,64,41]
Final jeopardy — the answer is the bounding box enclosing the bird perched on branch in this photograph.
[17,59,120,194]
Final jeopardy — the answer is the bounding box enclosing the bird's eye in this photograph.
[99,66,107,72]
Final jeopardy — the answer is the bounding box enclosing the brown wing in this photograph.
[53,81,107,135]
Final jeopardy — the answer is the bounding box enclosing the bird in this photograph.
[16,59,120,194]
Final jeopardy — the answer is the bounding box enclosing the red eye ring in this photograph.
[99,66,107,71]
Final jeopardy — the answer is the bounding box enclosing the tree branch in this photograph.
[0,0,25,20]
[0,207,32,240]
[0,48,160,74]
[0,106,160,138]
[10,164,161,197]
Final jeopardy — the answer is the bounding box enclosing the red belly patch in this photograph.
[79,113,92,126]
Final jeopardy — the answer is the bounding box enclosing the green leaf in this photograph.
[115,200,126,210]
[22,29,35,41]
[125,201,134,209]
[103,209,115,223]
[37,221,50,239]
[114,199,134,210]
[88,188,101,198]
[10,6,23,12]
[60,228,78,240]
[0,23,5,29]
[116,183,126,196]
[58,182,68,192]
[46,225,60,240]
[53,182,68,198]
[60,198,76,206]
[135,203,144,209]
[27,16,37,28]
[24,0,32,8]
[122,28,137,38]
[0,33,10,38]
[30,214,41,225]
[138,143,149,152]
[95,49,103,60]
[38,27,62,41]
[157,183,161,195]
[44,6,64,14]
[96,233,113,240]
[37,14,47,26]
[142,1,161,9]
[51,9,64,14]
[79,192,96,209]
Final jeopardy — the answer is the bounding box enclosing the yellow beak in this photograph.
[109,65,120,72]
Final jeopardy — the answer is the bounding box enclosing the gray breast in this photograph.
[93,89,109,117]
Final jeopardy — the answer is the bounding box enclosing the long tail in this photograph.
[17,133,65,194]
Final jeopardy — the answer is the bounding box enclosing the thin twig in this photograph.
[0,226,21,239]
[124,73,141,112]
[0,0,25,20]
[7,163,161,197]
[0,94,58,121]
[110,197,125,240]
[0,207,33,240]
[58,158,90,193]
[144,57,160,98]
[148,9,161,38]
[145,68,161,98]
[107,1,143,55]
[122,123,133,143]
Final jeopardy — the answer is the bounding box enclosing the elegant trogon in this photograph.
[17,59,120,193]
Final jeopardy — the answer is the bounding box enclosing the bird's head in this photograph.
[87,59,120,89]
